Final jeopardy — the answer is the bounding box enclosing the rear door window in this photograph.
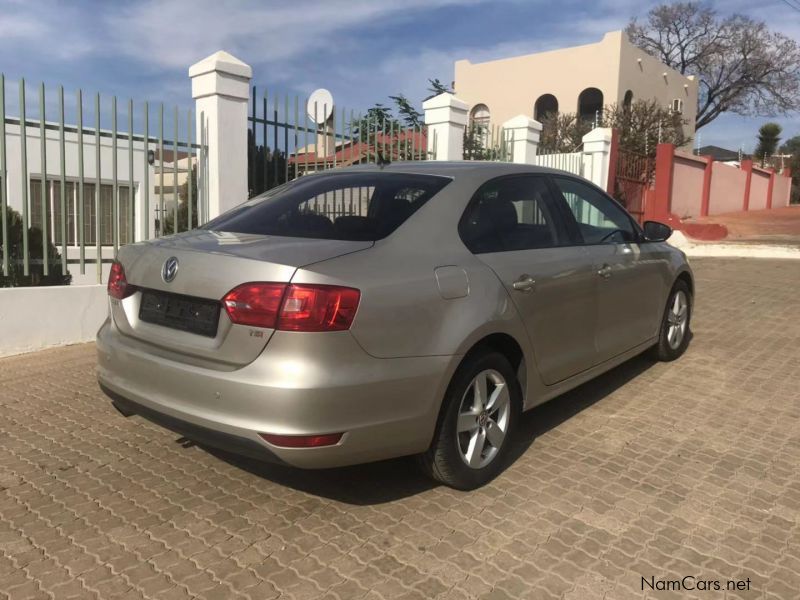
[204,172,451,241]
[459,175,563,253]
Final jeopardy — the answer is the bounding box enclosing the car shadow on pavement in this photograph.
[201,354,657,505]
[505,354,655,466]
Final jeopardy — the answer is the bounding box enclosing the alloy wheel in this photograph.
[456,369,511,469]
[666,290,689,349]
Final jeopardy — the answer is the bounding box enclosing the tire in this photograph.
[419,351,522,490]
[650,279,692,362]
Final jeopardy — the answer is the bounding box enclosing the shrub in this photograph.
[0,206,72,287]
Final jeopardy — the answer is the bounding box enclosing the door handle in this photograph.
[512,275,536,292]
[597,264,612,278]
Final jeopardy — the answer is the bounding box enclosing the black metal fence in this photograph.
[247,88,431,198]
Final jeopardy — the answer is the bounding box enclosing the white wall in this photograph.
[0,284,108,357]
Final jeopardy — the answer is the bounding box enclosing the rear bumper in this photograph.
[96,319,454,468]
[102,384,287,463]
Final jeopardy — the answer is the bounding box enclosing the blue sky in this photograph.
[0,0,798,151]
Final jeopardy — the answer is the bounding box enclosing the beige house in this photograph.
[454,31,698,144]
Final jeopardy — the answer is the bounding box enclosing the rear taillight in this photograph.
[277,284,360,332]
[222,283,286,328]
[108,261,135,300]
[221,283,360,332]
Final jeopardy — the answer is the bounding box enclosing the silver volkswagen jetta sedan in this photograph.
[97,162,692,489]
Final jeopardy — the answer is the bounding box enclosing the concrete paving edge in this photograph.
[668,230,800,259]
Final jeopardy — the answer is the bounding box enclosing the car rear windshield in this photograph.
[203,172,451,241]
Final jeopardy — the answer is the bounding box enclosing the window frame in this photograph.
[546,174,644,247]
[469,103,491,128]
[457,174,572,255]
[28,176,135,247]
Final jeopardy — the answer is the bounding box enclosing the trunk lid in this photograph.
[111,229,372,367]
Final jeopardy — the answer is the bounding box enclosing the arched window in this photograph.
[470,103,490,127]
[623,90,633,110]
[534,94,559,120]
[578,88,603,123]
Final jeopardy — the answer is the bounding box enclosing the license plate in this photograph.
[139,289,220,337]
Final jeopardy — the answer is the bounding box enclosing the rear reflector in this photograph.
[259,432,344,448]
[222,283,360,332]
[108,261,135,300]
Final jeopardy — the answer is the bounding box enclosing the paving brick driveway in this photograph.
[2,257,799,600]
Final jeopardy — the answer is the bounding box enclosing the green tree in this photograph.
[539,99,689,158]
[353,104,399,140]
[248,129,288,197]
[343,78,455,163]
[351,98,429,162]
[603,99,690,156]
[388,94,422,128]
[627,2,800,129]
[753,123,782,166]
[425,78,452,100]
[539,112,591,154]
[463,124,489,160]
[0,206,71,287]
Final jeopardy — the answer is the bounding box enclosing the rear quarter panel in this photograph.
[288,170,540,410]
[291,247,527,359]
[288,172,528,359]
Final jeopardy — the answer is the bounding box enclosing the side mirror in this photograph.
[642,220,672,242]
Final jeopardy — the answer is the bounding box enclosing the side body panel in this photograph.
[591,241,668,362]
[287,172,541,409]
[476,246,598,384]
[97,163,695,468]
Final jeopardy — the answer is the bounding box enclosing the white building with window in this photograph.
[1,123,193,284]
[454,30,698,145]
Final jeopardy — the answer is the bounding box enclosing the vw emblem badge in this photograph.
[161,257,179,283]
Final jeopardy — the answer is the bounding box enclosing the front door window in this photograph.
[551,177,637,245]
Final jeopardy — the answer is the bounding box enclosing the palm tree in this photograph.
[754,123,782,166]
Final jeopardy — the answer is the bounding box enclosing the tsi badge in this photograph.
[161,256,179,283]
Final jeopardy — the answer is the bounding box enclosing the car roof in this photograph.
[325,161,573,177]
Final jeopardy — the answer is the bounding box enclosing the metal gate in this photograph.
[613,149,652,223]
[0,74,208,286]
[246,88,429,198]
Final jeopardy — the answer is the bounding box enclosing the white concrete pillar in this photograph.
[582,127,613,188]
[502,115,542,164]
[189,50,252,219]
[422,93,468,161]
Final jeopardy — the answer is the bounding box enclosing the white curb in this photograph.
[667,230,800,259]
